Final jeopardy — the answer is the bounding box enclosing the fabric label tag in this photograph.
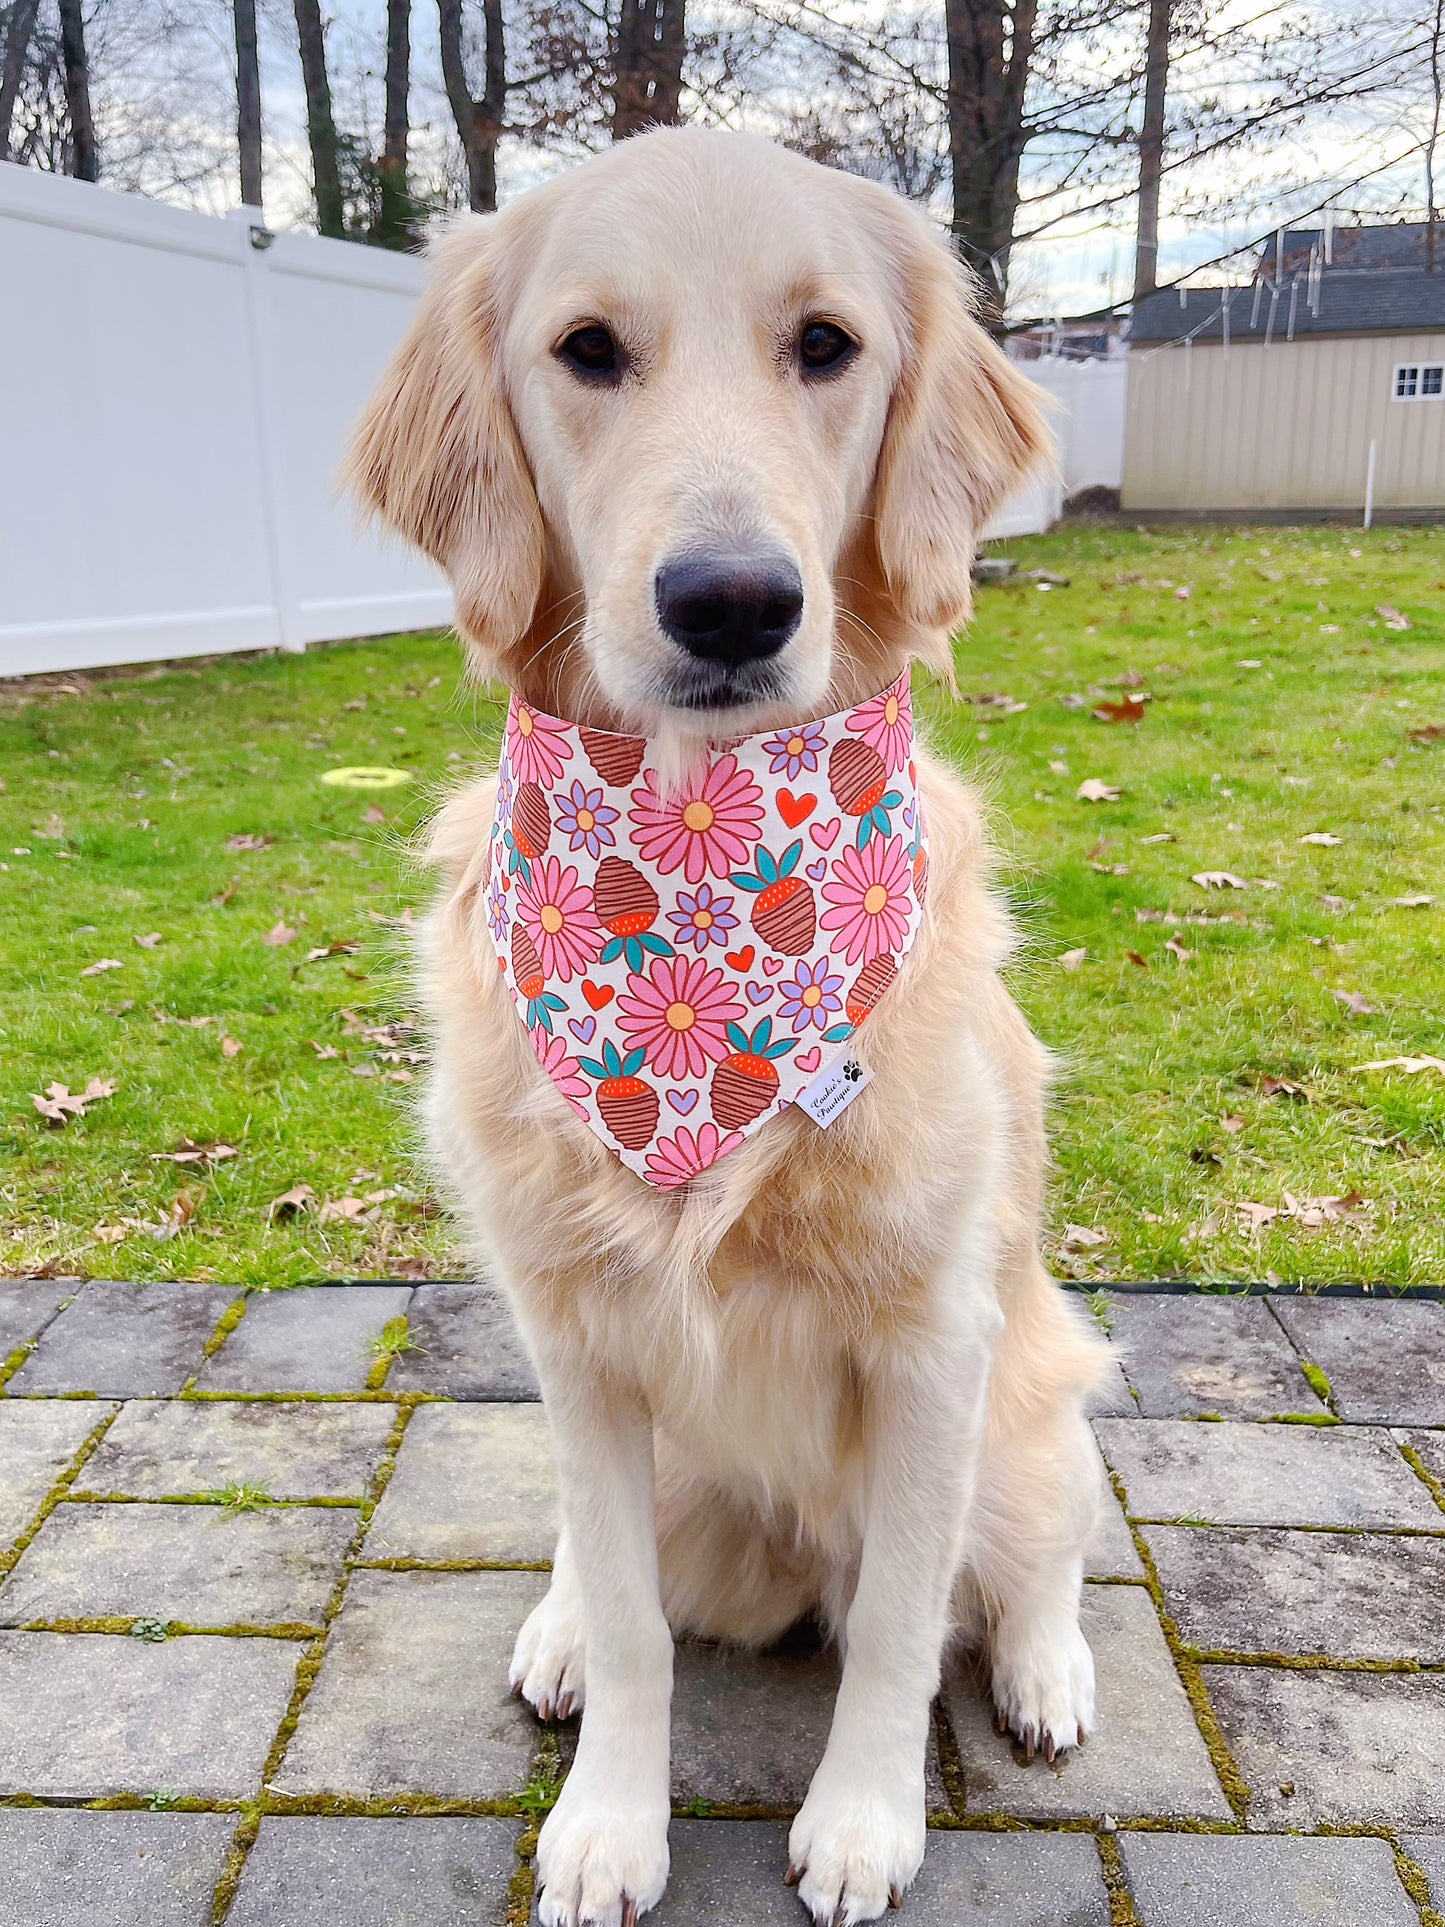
[795,1052,872,1128]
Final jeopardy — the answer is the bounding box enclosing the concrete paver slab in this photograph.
[226,1816,521,1927]
[0,1500,355,1627]
[0,1630,298,1798]
[276,1567,546,1800]
[367,1404,557,1565]
[7,1283,236,1396]
[197,1286,412,1393]
[1094,1418,1440,1528]
[76,1398,396,1499]
[0,1810,235,1927]
[387,1284,539,1399]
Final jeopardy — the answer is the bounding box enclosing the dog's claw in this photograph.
[1024,1725,1036,1761]
[1044,1734,1057,1765]
[996,1709,1008,1734]
[889,1884,904,1909]
[784,1864,802,1887]
[622,1895,638,1927]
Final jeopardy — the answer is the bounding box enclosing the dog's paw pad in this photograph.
[787,1778,924,1926]
[535,1782,668,1927]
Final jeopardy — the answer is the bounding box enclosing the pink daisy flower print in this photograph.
[530,1028,590,1117]
[846,677,913,774]
[644,1121,745,1190]
[515,856,602,984]
[820,835,913,966]
[555,780,619,859]
[761,720,826,780]
[616,953,746,1080]
[506,701,572,788]
[666,883,740,953]
[629,753,765,883]
[485,875,509,944]
[778,958,845,1033]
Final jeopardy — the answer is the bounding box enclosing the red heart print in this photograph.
[582,980,614,1010]
[778,790,816,828]
[725,945,756,971]
[809,818,841,851]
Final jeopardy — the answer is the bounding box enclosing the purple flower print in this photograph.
[762,720,827,780]
[554,780,619,858]
[486,876,509,943]
[778,957,845,1032]
[666,883,740,952]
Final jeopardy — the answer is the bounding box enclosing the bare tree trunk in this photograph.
[439,0,505,213]
[944,0,1030,327]
[372,0,412,247]
[612,0,685,140]
[294,0,345,237]
[1428,0,1443,271]
[1133,0,1170,298]
[234,0,262,208]
[0,0,41,162]
[56,0,97,181]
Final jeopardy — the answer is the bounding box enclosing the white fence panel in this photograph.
[1025,356,1128,496]
[0,165,450,677]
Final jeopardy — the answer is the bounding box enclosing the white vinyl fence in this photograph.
[0,164,451,676]
[0,165,1130,674]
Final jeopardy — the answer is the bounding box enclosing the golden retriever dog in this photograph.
[350,127,1106,1927]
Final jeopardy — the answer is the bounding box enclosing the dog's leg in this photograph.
[510,1525,586,1720]
[788,1301,1000,1927]
[530,1358,672,1927]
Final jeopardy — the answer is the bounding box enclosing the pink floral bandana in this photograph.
[486,671,928,1189]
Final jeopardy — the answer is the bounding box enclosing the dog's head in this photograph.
[349,128,1050,734]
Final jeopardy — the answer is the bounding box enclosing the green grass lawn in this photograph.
[2,521,1443,1288]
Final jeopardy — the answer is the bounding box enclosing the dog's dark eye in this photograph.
[557,325,620,381]
[798,321,857,376]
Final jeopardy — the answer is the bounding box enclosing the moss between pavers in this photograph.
[1183,1649,1434,1674]
[15,1617,324,1640]
[1299,1359,1337,1411]
[1398,1440,1445,1520]
[1394,1839,1445,1927]
[1096,1831,1145,1927]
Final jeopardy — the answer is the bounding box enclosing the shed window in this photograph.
[1395,363,1444,400]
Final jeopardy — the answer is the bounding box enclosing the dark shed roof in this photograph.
[1131,266,1445,344]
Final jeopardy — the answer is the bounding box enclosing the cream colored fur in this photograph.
[350,127,1107,1927]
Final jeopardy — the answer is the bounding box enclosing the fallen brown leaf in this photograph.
[226,833,275,851]
[134,932,163,949]
[1139,831,1175,845]
[267,1182,316,1220]
[79,958,123,977]
[92,1224,128,1245]
[1092,693,1149,725]
[1386,894,1433,910]
[1192,872,1248,891]
[300,940,362,965]
[1057,947,1087,970]
[310,1041,341,1059]
[1376,604,1411,631]
[1076,779,1121,803]
[1061,1223,1111,1250]
[319,1195,368,1223]
[362,804,387,824]
[31,1077,117,1126]
[1318,895,1352,914]
[1332,989,1375,1016]
[1408,724,1445,744]
[1126,950,1148,968]
[1299,832,1341,847]
[211,879,240,907]
[1258,1075,1307,1099]
[262,921,297,947]
[150,1139,237,1167]
[1164,938,1191,962]
[1220,1114,1246,1133]
[1354,1056,1445,1076]
[220,1034,242,1059]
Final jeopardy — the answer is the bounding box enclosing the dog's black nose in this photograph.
[655,550,804,667]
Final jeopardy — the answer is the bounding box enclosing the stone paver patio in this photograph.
[1,1277,1443,1924]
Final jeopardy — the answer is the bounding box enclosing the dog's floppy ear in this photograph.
[347,215,544,669]
[872,212,1052,639]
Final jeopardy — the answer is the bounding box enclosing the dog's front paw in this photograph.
[510,1582,587,1722]
[989,1609,1095,1762]
[535,1774,669,1927]
[787,1766,925,1925]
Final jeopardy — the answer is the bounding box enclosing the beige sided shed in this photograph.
[1123,225,1445,519]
